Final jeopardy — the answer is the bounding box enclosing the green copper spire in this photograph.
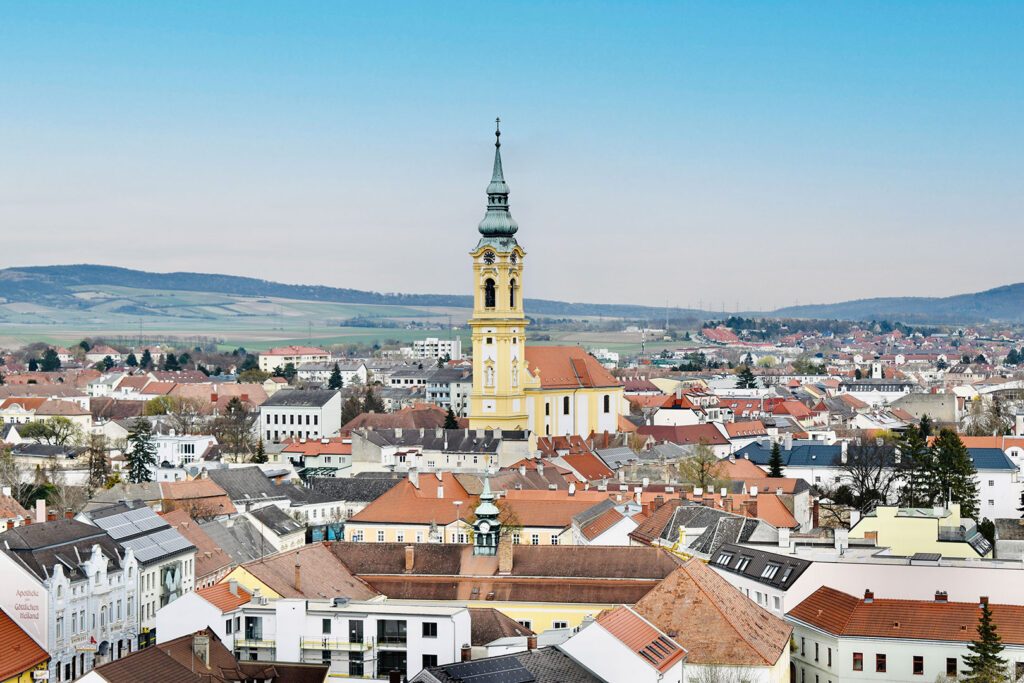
[477,117,519,238]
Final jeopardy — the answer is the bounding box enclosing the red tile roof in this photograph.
[348,473,473,525]
[282,436,352,456]
[525,346,621,389]
[263,346,328,356]
[0,607,48,679]
[789,587,1024,645]
[581,507,626,540]
[196,582,252,613]
[561,452,615,481]
[724,420,768,438]
[636,424,729,446]
[635,560,791,666]
[597,606,685,672]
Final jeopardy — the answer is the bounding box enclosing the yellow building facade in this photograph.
[848,504,991,558]
[468,122,623,435]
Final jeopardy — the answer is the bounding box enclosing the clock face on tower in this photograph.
[478,521,491,534]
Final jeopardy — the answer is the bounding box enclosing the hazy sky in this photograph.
[2,2,1022,310]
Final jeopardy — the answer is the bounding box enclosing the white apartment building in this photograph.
[260,389,342,443]
[0,519,141,682]
[160,594,471,681]
[258,346,330,373]
[152,433,219,481]
[411,337,463,361]
[788,588,1024,683]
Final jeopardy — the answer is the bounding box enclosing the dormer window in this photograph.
[483,251,495,265]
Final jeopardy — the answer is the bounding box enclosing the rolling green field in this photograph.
[0,283,687,355]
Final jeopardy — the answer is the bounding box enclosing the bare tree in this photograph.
[818,439,904,526]
[0,447,37,508]
[678,441,729,491]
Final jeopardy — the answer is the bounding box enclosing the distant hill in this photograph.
[0,264,1020,324]
[771,284,1024,323]
[0,264,700,320]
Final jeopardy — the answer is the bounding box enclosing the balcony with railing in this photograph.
[300,638,372,652]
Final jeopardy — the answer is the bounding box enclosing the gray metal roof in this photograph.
[709,543,811,591]
[261,389,339,407]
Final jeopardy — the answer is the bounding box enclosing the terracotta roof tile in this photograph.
[0,607,48,679]
[239,543,379,600]
[789,587,1024,645]
[525,346,622,389]
[636,424,729,446]
[597,606,685,672]
[348,473,472,525]
[581,506,625,540]
[635,560,791,666]
[196,582,252,612]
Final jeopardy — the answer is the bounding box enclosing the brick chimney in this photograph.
[461,644,472,662]
[404,545,415,572]
[527,634,538,650]
[864,589,874,603]
[498,536,513,575]
[65,509,73,519]
[935,591,948,603]
[294,556,301,592]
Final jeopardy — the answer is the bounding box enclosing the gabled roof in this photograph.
[196,582,252,613]
[469,607,534,646]
[417,646,602,683]
[160,509,232,580]
[306,475,403,503]
[724,420,768,438]
[524,346,621,389]
[709,543,811,591]
[0,607,48,679]
[262,389,338,407]
[206,467,287,504]
[636,424,729,446]
[635,560,792,666]
[788,587,1024,646]
[560,451,615,481]
[342,403,449,431]
[967,447,1017,471]
[596,605,686,673]
[575,500,626,541]
[249,505,304,537]
[347,473,472,525]
[239,543,378,600]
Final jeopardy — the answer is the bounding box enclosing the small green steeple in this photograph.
[477,117,519,240]
[473,472,501,556]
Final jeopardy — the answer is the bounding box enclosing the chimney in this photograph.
[408,468,419,489]
[192,633,210,667]
[654,495,664,509]
[935,591,948,603]
[461,644,472,662]
[294,557,301,592]
[228,580,239,596]
[980,596,989,608]
[240,393,248,402]
[864,589,874,603]
[395,428,403,438]
[65,509,73,520]
[1,486,10,497]
[750,486,758,497]
[498,536,513,574]
[784,433,793,450]
[436,485,444,499]
[389,670,402,683]
[527,634,538,650]
[47,511,56,522]
[720,487,727,498]
[568,482,576,496]
[694,487,703,497]
[405,545,415,572]
[519,464,526,477]
[211,392,218,403]
[537,462,544,477]
[35,499,45,524]
[778,527,791,548]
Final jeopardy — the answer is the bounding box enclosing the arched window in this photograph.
[484,279,496,308]
[563,396,570,415]
[603,394,611,414]
[509,279,517,308]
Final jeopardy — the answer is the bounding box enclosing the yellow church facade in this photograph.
[467,122,623,436]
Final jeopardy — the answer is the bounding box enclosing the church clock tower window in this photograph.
[484,278,496,308]
[509,279,517,308]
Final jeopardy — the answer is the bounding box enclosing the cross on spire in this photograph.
[495,117,501,148]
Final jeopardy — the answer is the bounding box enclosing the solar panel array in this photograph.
[94,506,168,540]
[442,657,535,683]
[121,527,194,564]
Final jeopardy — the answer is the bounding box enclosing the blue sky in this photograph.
[2,2,1021,310]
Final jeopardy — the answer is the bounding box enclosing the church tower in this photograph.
[468,119,528,430]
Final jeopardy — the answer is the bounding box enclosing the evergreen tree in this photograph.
[897,425,939,508]
[125,418,157,483]
[328,363,343,390]
[444,408,459,430]
[125,352,138,367]
[341,395,363,426]
[933,428,980,519]
[919,414,933,437]
[962,598,1007,682]
[735,365,757,389]
[854,368,862,380]
[139,349,153,369]
[250,439,268,464]
[27,358,38,372]
[86,434,111,495]
[162,352,181,371]
[1006,348,1020,366]
[101,356,114,371]
[40,348,61,372]
[363,387,385,413]
[78,340,91,352]
[767,442,784,478]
